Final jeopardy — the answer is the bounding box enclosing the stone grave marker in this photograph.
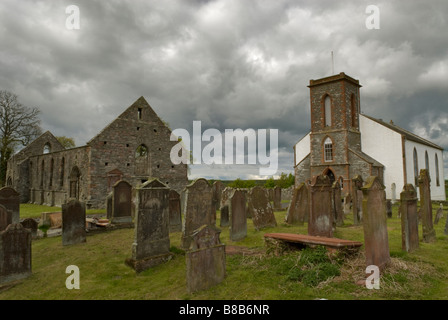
[418,169,436,243]
[352,175,363,225]
[400,184,419,252]
[386,199,393,218]
[111,180,133,224]
[273,186,282,210]
[169,190,182,232]
[186,224,226,293]
[125,179,173,272]
[0,187,20,224]
[219,187,233,226]
[362,176,390,270]
[181,178,214,250]
[21,218,38,240]
[62,198,86,246]
[0,223,32,285]
[212,181,224,210]
[332,181,344,227]
[285,183,309,225]
[228,189,247,241]
[434,204,443,225]
[343,193,352,216]
[308,175,333,237]
[247,186,277,231]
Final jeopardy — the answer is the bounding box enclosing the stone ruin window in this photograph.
[413,148,419,186]
[435,153,440,187]
[324,95,332,127]
[60,157,65,187]
[43,143,51,154]
[138,108,142,120]
[49,158,54,187]
[324,137,333,162]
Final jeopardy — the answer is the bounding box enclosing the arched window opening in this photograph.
[435,153,440,187]
[49,158,54,187]
[40,160,45,188]
[43,143,51,154]
[60,157,65,187]
[413,148,419,186]
[324,137,333,162]
[425,151,430,179]
[324,95,332,127]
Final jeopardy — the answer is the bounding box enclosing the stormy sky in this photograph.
[1,0,447,180]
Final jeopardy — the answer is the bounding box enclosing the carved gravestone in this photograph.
[247,186,277,231]
[352,175,363,225]
[21,218,38,240]
[125,179,173,272]
[343,193,352,216]
[418,169,436,243]
[0,223,32,285]
[386,199,393,218]
[332,181,344,227]
[111,180,133,224]
[212,181,224,210]
[400,184,419,252]
[169,190,182,232]
[273,186,282,210]
[229,189,247,241]
[186,224,226,293]
[181,178,214,250]
[434,204,443,225]
[285,183,309,225]
[309,175,333,237]
[62,199,86,246]
[219,187,233,226]
[0,187,20,224]
[0,205,10,232]
[362,176,390,270]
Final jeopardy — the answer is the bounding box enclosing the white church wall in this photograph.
[294,133,310,166]
[360,115,404,201]
[405,140,446,201]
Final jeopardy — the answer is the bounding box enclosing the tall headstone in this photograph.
[0,204,10,232]
[273,186,282,210]
[62,198,86,246]
[308,175,333,237]
[0,223,32,285]
[418,169,436,243]
[386,199,393,218]
[212,181,224,210]
[0,187,20,224]
[169,190,182,232]
[332,181,344,227]
[400,184,419,252]
[362,176,390,270]
[181,178,214,250]
[285,183,309,225]
[247,186,277,231]
[229,189,247,241]
[343,193,352,216]
[434,204,444,225]
[219,187,232,226]
[111,180,133,224]
[125,179,173,272]
[352,175,363,225]
[186,224,226,293]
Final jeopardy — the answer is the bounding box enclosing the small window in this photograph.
[413,148,419,186]
[435,153,440,187]
[154,129,158,133]
[105,162,108,166]
[324,95,332,127]
[138,108,142,120]
[324,137,333,162]
[137,127,140,131]
[43,143,51,154]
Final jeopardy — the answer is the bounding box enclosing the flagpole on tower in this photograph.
[331,51,334,75]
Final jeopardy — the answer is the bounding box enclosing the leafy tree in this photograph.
[56,136,76,149]
[229,178,255,188]
[264,177,276,188]
[0,90,41,185]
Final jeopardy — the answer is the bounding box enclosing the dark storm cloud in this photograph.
[1,0,447,178]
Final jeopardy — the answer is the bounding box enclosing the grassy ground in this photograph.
[1,203,448,300]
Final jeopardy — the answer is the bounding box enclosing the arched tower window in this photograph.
[324,95,332,127]
[435,153,440,187]
[43,143,51,154]
[40,160,45,188]
[49,158,54,187]
[425,151,429,173]
[413,148,419,186]
[324,137,333,162]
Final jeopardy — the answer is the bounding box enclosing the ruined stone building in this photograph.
[6,97,188,208]
[294,73,445,201]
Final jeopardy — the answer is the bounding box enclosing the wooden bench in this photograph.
[264,233,363,253]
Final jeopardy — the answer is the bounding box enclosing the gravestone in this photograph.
[418,169,436,243]
[0,205,10,232]
[434,204,443,225]
[400,184,419,252]
[212,181,224,210]
[228,189,247,241]
[273,186,282,210]
[181,178,214,250]
[309,175,333,238]
[125,179,173,272]
[21,218,38,240]
[186,224,226,293]
[351,175,363,225]
[0,187,20,224]
[0,223,32,285]
[106,192,113,220]
[386,199,393,218]
[332,181,344,227]
[247,187,277,231]
[219,187,232,224]
[62,198,86,246]
[169,190,182,232]
[285,183,309,225]
[343,193,352,216]
[111,180,133,224]
[362,176,390,270]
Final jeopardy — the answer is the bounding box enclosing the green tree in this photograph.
[0,90,41,186]
[264,177,276,188]
[56,136,76,149]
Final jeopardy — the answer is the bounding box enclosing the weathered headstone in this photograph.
[0,205,10,232]
[169,190,182,232]
[308,175,333,237]
[186,224,226,293]
[400,184,419,252]
[352,175,363,225]
[386,199,393,218]
[219,187,233,224]
[181,178,214,250]
[362,176,390,270]
[247,187,277,231]
[125,179,173,272]
[273,186,282,210]
[0,187,20,224]
[111,180,133,224]
[434,204,443,225]
[212,181,224,210]
[332,181,344,227]
[285,183,309,225]
[343,193,352,216]
[418,169,436,243]
[62,199,86,246]
[106,192,113,220]
[229,189,247,241]
[444,214,448,236]
[0,223,32,285]
[21,218,38,240]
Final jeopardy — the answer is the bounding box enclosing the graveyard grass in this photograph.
[1,204,448,300]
